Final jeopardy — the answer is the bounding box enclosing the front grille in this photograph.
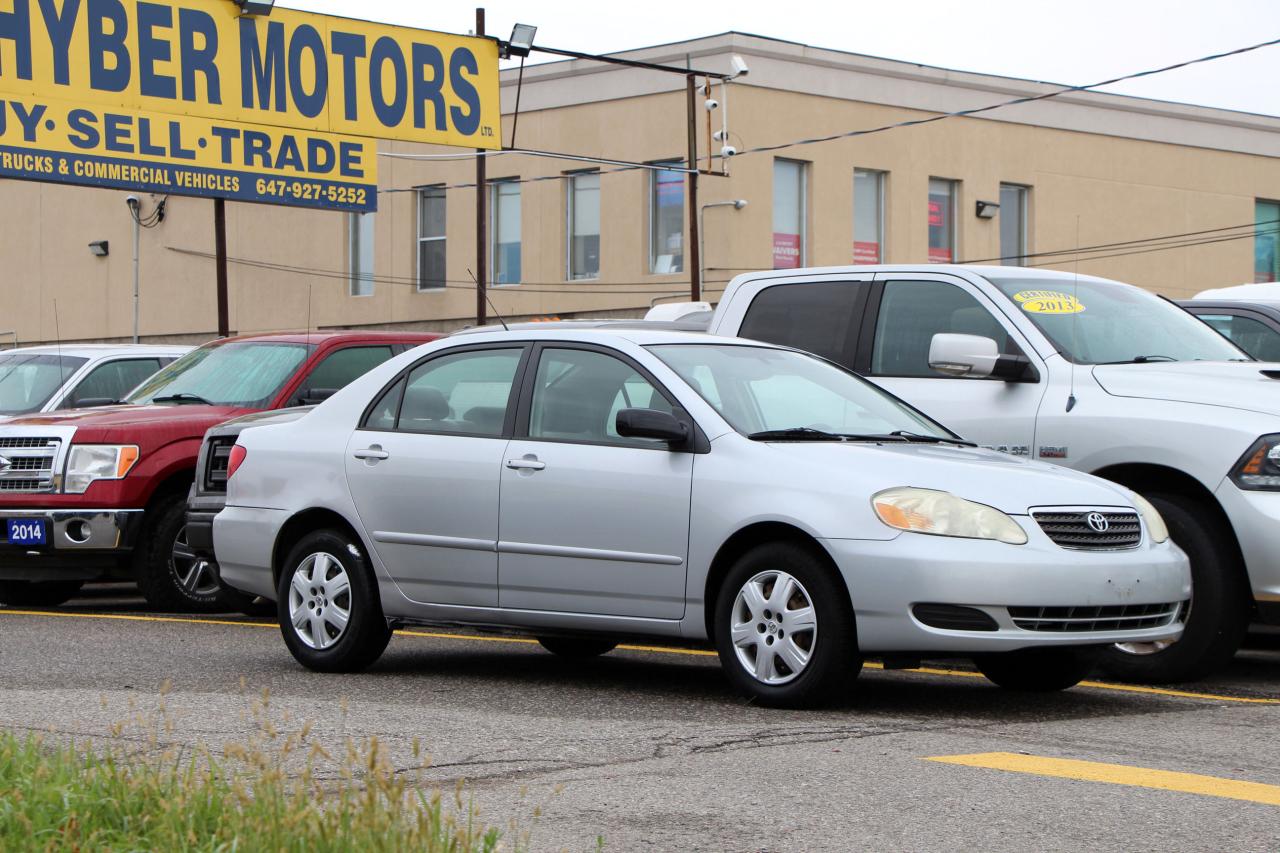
[1009,602,1182,632]
[1033,510,1142,549]
[0,437,61,493]
[202,438,235,493]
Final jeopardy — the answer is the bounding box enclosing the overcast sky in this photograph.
[286,0,1280,117]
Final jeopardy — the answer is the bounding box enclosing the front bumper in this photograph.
[0,508,144,581]
[185,490,225,562]
[1214,480,1280,615]
[821,527,1191,654]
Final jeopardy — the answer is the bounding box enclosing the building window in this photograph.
[650,162,684,273]
[853,168,885,264]
[417,186,446,291]
[999,184,1029,266]
[927,178,957,263]
[567,171,600,280]
[491,180,521,285]
[348,212,375,296]
[773,159,806,269]
[1257,200,1280,283]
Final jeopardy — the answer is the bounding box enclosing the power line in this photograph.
[960,219,1280,264]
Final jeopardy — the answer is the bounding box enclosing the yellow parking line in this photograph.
[0,608,1275,704]
[926,752,1280,807]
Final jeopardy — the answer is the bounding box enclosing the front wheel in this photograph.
[277,530,391,673]
[134,494,224,612]
[0,580,83,608]
[974,646,1101,692]
[714,542,860,709]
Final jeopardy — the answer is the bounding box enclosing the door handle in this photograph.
[506,457,545,471]
[353,447,390,461]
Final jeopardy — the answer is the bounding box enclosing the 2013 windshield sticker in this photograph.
[1013,290,1086,315]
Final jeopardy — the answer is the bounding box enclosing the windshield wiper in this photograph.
[150,393,214,405]
[1099,355,1178,365]
[747,427,847,441]
[886,430,977,447]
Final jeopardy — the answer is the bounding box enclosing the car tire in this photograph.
[134,492,225,613]
[277,530,391,673]
[973,646,1101,692]
[536,636,619,658]
[713,541,860,709]
[0,580,83,608]
[1097,492,1250,684]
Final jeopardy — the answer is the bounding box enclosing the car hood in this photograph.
[0,403,250,429]
[1092,361,1280,416]
[761,441,1136,515]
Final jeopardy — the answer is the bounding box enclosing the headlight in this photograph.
[64,445,139,494]
[1128,492,1169,544]
[1231,434,1280,491]
[872,487,1028,545]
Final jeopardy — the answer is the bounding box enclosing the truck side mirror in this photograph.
[929,333,999,378]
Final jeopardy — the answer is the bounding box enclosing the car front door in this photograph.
[344,344,528,607]
[862,274,1046,455]
[497,344,694,619]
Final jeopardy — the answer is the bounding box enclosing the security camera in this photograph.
[125,195,140,209]
[712,129,728,142]
[704,98,720,111]
[720,144,738,158]
[730,55,750,78]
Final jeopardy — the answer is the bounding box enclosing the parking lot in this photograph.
[2,584,1277,851]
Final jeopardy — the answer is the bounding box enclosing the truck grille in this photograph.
[202,437,235,493]
[0,438,61,493]
[1008,602,1182,632]
[1032,510,1142,549]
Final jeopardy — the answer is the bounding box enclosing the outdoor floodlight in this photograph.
[505,23,537,58]
[88,240,109,257]
[234,0,275,16]
[975,200,1000,219]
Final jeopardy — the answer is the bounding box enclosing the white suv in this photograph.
[0,344,190,418]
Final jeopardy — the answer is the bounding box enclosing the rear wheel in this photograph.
[714,541,860,709]
[134,493,224,612]
[536,636,618,658]
[0,580,83,608]
[974,646,1101,692]
[1098,492,1249,683]
[277,530,391,673]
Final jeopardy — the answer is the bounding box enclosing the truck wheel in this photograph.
[0,580,83,608]
[134,493,224,613]
[277,530,391,673]
[537,636,618,658]
[1098,492,1250,683]
[714,541,861,708]
[974,646,1101,692]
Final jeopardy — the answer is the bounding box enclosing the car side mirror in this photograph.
[296,388,338,406]
[616,408,689,444]
[929,333,999,378]
[68,397,118,408]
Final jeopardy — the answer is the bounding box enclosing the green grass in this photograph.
[0,690,526,852]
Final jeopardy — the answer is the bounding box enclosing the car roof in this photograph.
[726,264,1123,287]
[0,343,191,357]
[210,331,443,346]
[1179,300,1280,319]
[441,326,768,348]
[452,318,712,335]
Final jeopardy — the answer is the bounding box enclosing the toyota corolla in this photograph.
[213,330,1189,708]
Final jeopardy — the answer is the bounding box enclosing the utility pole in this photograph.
[475,7,488,327]
[214,198,229,337]
[686,75,701,302]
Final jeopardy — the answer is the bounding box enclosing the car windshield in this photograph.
[989,276,1248,364]
[128,342,310,408]
[651,344,954,439]
[0,353,87,414]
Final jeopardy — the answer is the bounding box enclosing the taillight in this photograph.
[227,445,248,480]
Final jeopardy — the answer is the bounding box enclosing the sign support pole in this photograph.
[475,7,488,327]
[686,74,701,302]
[214,198,229,338]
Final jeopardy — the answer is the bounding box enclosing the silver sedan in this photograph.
[214,330,1189,708]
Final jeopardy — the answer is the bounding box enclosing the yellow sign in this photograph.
[0,1,501,210]
[1013,290,1086,315]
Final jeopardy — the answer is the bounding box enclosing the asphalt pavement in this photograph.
[1,583,1278,851]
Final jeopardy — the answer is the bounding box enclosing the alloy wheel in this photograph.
[288,552,353,650]
[171,525,219,598]
[729,569,818,685]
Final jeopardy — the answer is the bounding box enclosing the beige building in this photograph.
[4,32,1280,346]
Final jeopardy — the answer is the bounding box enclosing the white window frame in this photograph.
[927,177,958,264]
[649,160,685,274]
[999,183,1030,266]
[773,158,808,269]
[416,185,446,292]
[490,179,521,286]
[566,170,601,281]
[348,211,375,297]
[853,168,886,264]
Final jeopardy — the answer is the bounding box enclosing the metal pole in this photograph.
[475,7,488,327]
[686,75,701,302]
[131,206,140,344]
[214,198,229,337]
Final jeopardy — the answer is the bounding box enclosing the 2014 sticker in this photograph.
[1012,290,1086,315]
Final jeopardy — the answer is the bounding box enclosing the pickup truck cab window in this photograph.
[62,358,162,408]
[1193,312,1280,361]
[738,281,866,365]
[871,280,1019,378]
[294,345,395,406]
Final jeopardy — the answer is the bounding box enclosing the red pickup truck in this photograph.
[0,331,439,611]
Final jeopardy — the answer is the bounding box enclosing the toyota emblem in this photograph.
[1086,512,1110,533]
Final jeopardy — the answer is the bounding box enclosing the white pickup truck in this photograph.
[655,264,1279,682]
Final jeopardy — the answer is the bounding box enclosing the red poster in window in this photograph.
[928,247,953,263]
[928,200,944,227]
[773,232,801,269]
[854,241,881,264]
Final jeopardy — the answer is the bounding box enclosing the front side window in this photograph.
[1256,200,1280,283]
[348,212,375,296]
[1188,313,1280,362]
[295,346,395,405]
[653,344,949,439]
[391,348,523,436]
[853,169,884,264]
[492,180,521,285]
[529,348,673,447]
[927,178,957,263]
[999,184,1029,266]
[989,276,1247,364]
[650,162,684,273]
[417,186,446,290]
[0,354,87,414]
[128,343,310,408]
[65,358,161,407]
[568,172,600,280]
[738,282,864,366]
[872,280,1013,377]
[773,159,806,269]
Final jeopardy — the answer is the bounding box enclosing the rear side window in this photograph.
[295,346,395,404]
[63,358,161,407]
[364,348,523,436]
[1195,313,1280,362]
[871,280,1013,377]
[738,282,863,367]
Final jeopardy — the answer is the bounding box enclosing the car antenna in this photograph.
[1067,216,1079,413]
[468,268,509,331]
